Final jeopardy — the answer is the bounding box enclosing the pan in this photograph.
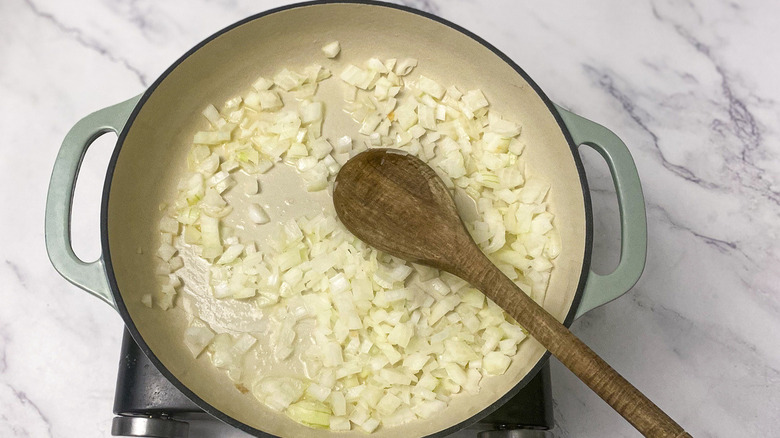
[45,1,647,436]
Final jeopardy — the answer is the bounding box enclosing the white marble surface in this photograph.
[2,0,778,436]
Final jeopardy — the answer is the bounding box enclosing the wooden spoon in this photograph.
[333,148,690,438]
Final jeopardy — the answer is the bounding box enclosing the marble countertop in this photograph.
[2,0,778,436]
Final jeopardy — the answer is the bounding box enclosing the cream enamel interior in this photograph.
[106,3,587,437]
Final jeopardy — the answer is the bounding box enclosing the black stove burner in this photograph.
[112,329,552,437]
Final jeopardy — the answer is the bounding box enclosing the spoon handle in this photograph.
[469,264,691,438]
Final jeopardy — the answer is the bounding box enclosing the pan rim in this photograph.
[101,1,593,437]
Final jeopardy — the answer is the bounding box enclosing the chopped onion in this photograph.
[310,138,333,159]
[300,100,323,124]
[306,383,332,402]
[328,390,346,416]
[156,242,177,262]
[217,244,244,265]
[321,41,340,58]
[340,65,376,90]
[257,90,283,110]
[519,179,550,204]
[394,58,418,76]
[244,179,259,195]
[274,68,307,91]
[482,351,511,375]
[335,135,352,154]
[248,204,270,224]
[255,377,306,411]
[168,256,184,272]
[154,55,559,434]
[184,324,215,358]
[489,112,522,137]
[193,130,231,145]
[202,104,222,126]
[461,89,489,114]
[417,75,445,100]
[252,76,274,91]
[329,416,350,431]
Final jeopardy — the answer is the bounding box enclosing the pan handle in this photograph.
[554,105,648,319]
[45,95,141,309]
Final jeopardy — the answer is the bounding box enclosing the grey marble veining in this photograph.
[1,0,778,437]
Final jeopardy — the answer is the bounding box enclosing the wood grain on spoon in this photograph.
[333,148,690,438]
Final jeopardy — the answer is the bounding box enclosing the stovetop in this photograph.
[111,329,553,438]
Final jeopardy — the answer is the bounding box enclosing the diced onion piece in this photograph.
[258,90,283,110]
[361,418,380,433]
[429,295,460,325]
[322,342,344,367]
[378,343,402,365]
[340,65,377,90]
[248,204,270,224]
[483,351,511,375]
[509,138,525,155]
[302,163,329,191]
[355,56,383,74]
[489,112,522,137]
[329,390,347,416]
[301,101,324,124]
[417,75,445,100]
[411,399,446,419]
[193,130,230,145]
[496,167,524,189]
[157,242,177,262]
[499,338,518,356]
[199,215,222,258]
[168,256,184,272]
[231,333,257,357]
[387,322,413,348]
[309,138,332,159]
[443,339,478,364]
[335,135,353,154]
[437,150,466,179]
[394,103,418,131]
[321,41,340,58]
[184,325,215,358]
[519,179,550,204]
[381,407,415,427]
[376,392,402,416]
[217,244,244,265]
[394,58,418,76]
[531,212,554,235]
[444,363,468,386]
[244,179,259,195]
[252,76,274,91]
[546,229,562,259]
[329,416,350,431]
[202,104,222,126]
[329,273,350,294]
[159,216,179,234]
[287,142,308,159]
[359,113,382,135]
[274,68,307,91]
[256,377,307,412]
[425,278,450,296]
[412,263,438,281]
[306,383,332,402]
[461,89,489,114]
